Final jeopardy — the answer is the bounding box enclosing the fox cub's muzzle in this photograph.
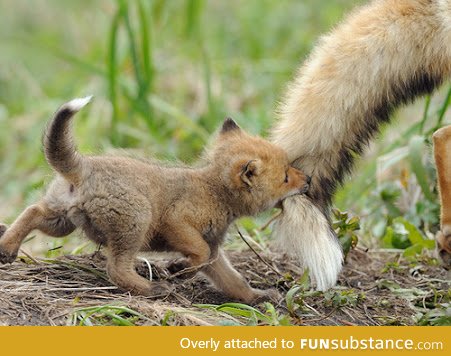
[300,175,311,194]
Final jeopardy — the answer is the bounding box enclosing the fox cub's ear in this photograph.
[240,160,260,187]
[221,117,241,134]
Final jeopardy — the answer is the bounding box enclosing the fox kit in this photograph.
[270,0,451,290]
[433,126,451,269]
[0,97,310,303]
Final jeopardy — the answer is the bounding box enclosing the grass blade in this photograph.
[195,302,272,324]
[435,85,451,129]
[137,0,154,86]
[148,94,210,141]
[107,4,123,145]
[419,94,431,134]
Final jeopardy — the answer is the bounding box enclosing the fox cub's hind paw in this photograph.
[123,280,174,298]
[146,280,174,298]
[249,288,281,305]
[436,231,451,270]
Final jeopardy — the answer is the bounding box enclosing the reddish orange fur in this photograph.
[433,125,451,269]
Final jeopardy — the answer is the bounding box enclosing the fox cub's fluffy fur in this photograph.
[271,0,451,290]
[0,97,310,303]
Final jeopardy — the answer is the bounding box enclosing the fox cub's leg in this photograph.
[163,223,211,274]
[104,218,173,297]
[103,220,174,297]
[433,126,451,269]
[202,248,280,304]
[106,237,172,297]
[0,202,75,264]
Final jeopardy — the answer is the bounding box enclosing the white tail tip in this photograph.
[64,95,93,112]
[272,195,343,291]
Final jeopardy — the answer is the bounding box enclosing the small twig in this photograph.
[166,255,219,280]
[341,307,357,322]
[303,302,321,316]
[355,245,369,253]
[43,259,109,281]
[45,286,118,292]
[48,245,63,252]
[363,304,377,325]
[235,225,284,278]
[137,256,153,281]
[304,308,337,323]
[337,319,357,326]
[260,211,282,231]
[19,249,39,264]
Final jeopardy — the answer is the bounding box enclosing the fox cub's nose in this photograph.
[300,175,310,194]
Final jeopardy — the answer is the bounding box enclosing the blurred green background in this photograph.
[0,0,450,258]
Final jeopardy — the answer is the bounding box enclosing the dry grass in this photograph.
[0,248,449,326]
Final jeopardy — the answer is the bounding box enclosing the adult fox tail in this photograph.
[271,0,451,290]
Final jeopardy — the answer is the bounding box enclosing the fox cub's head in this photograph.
[209,118,310,215]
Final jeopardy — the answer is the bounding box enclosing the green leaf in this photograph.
[403,244,424,257]
[285,285,301,313]
[382,226,394,248]
[377,146,409,173]
[422,240,436,249]
[408,135,434,201]
[393,217,424,245]
[195,303,271,324]
[391,222,411,249]
[297,269,310,288]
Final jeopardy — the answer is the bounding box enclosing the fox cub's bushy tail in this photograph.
[43,96,92,185]
[271,0,451,290]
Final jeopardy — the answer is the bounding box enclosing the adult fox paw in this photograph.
[436,231,451,270]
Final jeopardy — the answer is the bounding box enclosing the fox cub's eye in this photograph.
[284,172,289,183]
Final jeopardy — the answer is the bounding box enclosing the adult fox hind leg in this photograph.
[433,126,451,269]
[0,202,75,263]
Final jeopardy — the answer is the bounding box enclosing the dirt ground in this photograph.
[0,248,449,326]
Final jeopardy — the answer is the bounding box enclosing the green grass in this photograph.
[0,0,450,260]
[69,304,155,326]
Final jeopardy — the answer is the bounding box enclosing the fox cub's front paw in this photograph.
[0,224,6,237]
[0,225,18,264]
[0,246,18,265]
